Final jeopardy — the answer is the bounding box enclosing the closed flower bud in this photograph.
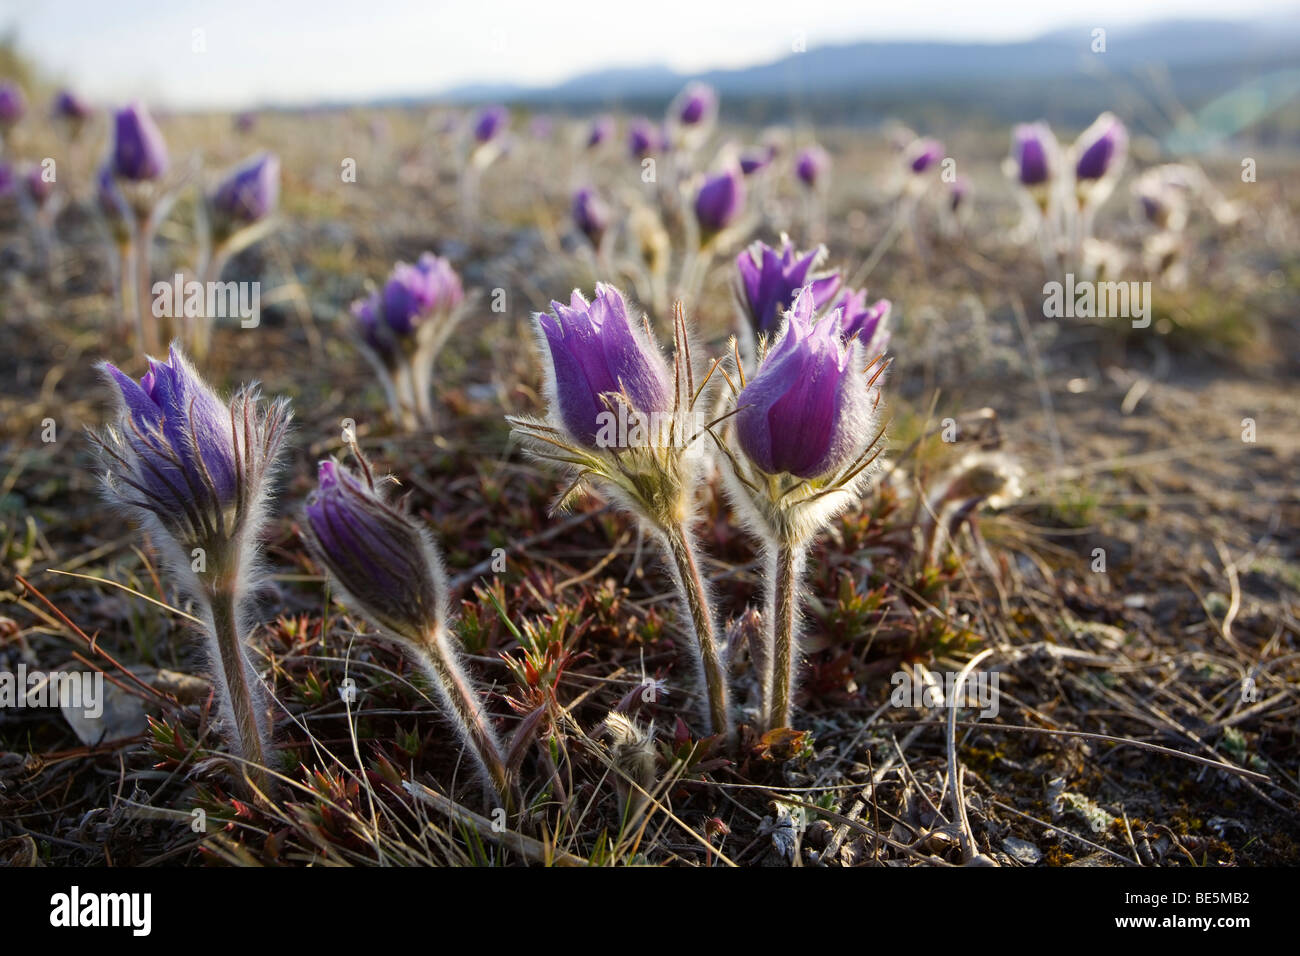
[95,345,290,550]
[473,105,508,144]
[628,117,661,159]
[735,236,840,338]
[1011,122,1055,187]
[23,163,53,206]
[536,284,673,447]
[0,81,25,127]
[1074,112,1127,182]
[94,347,290,793]
[905,138,944,174]
[740,147,774,176]
[303,460,444,639]
[694,166,745,238]
[211,152,280,227]
[587,115,614,148]
[572,186,610,247]
[112,101,169,182]
[676,82,717,126]
[735,287,879,480]
[53,89,91,122]
[302,457,511,802]
[795,145,829,188]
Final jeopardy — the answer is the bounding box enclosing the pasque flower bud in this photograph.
[53,89,91,122]
[740,147,773,176]
[1074,112,1127,183]
[694,165,745,239]
[735,288,880,481]
[94,345,291,794]
[473,105,508,144]
[536,284,673,448]
[351,254,468,431]
[587,115,614,149]
[381,253,464,336]
[303,460,446,640]
[628,117,661,159]
[795,145,829,188]
[511,292,734,740]
[720,286,887,731]
[24,163,53,207]
[211,152,280,228]
[676,82,717,126]
[301,457,511,804]
[112,102,169,182]
[97,345,290,549]
[0,81,25,127]
[1010,122,1055,188]
[572,187,610,248]
[905,138,944,174]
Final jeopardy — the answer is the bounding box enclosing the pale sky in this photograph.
[3,0,1299,109]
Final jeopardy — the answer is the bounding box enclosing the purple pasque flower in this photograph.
[53,89,91,122]
[628,116,660,158]
[0,81,25,126]
[676,82,717,126]
[735,236,841,337]
[113,101,169,181]
[211,152,280,225]
[833,288,891,353]
[587,115,614,148]
[302,459,444,638]
[740,146,774,176]
[96,345,289,546]
[24,163,53,206]
[795,145,829,188]
[380,253,465,336]
[572,186,610,247]
[735,287,877,480]
[905,137,944,174]
[473,105,508,144]
[1074,111,1127,182]
[536,284,673,447]
[1011,122,1055,187]
[694,165,745,237]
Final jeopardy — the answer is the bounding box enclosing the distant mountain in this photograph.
[434,16,1300,132]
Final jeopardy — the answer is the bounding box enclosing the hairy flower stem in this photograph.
[118,241,138,343]
[206,578,271,796]
[134,215,161,353]
[412,633,512,812]
[768,539,807,731]
[661,521,732,743]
